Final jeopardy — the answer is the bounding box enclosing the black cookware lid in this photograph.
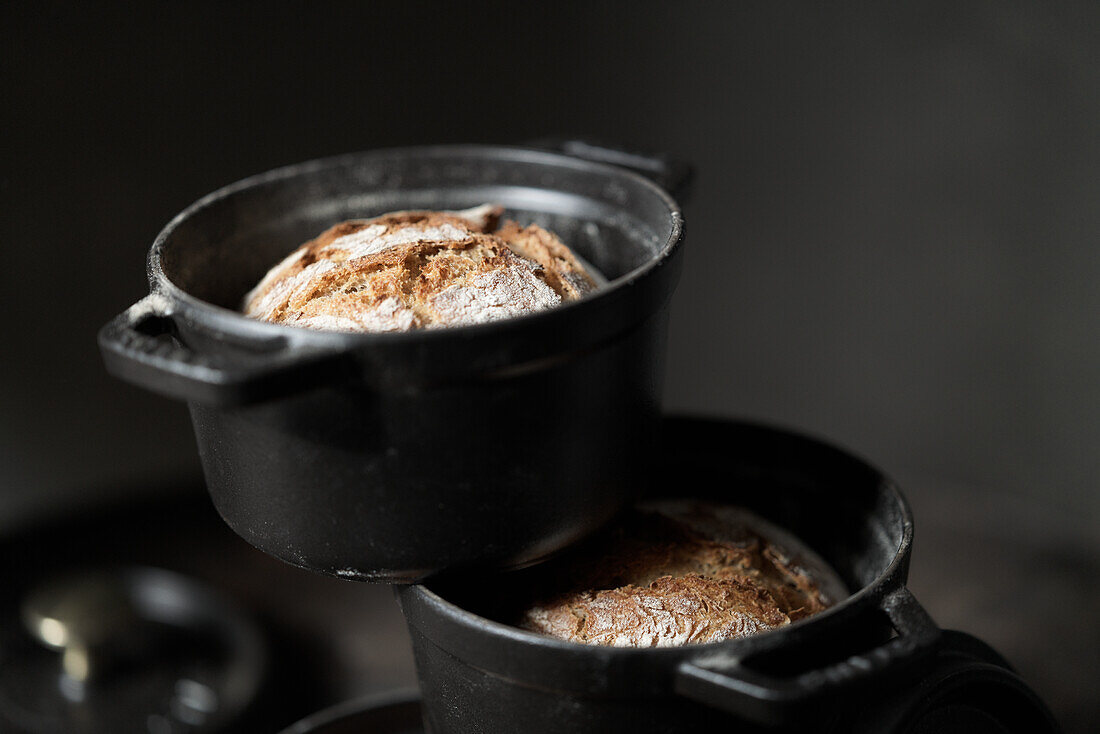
[0,567,267,734]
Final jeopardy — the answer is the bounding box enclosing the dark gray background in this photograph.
[1,1,1097,727]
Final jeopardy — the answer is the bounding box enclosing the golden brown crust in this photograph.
[525,575,791,647]
[518,506,840,647]
[241,205,596,332]
[495,221,597,299]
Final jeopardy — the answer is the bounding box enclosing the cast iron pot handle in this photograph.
[675,587,941,727]
[99,294,345,407]
[526,138,692,201]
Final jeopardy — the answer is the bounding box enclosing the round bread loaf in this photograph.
[518,502,846,647]
[242,204,597,332]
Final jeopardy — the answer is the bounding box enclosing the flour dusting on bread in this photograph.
[242,205,597,332]
[517,503,845,648]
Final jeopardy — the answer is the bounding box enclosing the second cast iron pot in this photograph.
[397,418,1059,733]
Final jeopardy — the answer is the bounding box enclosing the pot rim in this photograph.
[145,143,685,346]
[277,688,421,734]
[400,417,914,664]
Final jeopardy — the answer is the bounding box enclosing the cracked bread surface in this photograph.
[242,204,597,332]
[522,574,791,647]
[518,503,844,648]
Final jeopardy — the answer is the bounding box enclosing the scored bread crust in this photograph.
[518,507,837,648]
[242,204,597,333]
[495,221,596,300]
[523,575,791,647]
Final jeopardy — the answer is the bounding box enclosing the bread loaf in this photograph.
[518,503,845,647]
[243,205,597,332]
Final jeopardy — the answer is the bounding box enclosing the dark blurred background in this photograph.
[2,1,1097,731]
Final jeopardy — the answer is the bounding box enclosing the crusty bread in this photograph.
[242,204,597,332]
[523,574,791,647]
[518,503,843,647]
[494,221,595,301]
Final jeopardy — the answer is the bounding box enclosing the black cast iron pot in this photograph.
[397,417,1059,733]
[98,143,686,582]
